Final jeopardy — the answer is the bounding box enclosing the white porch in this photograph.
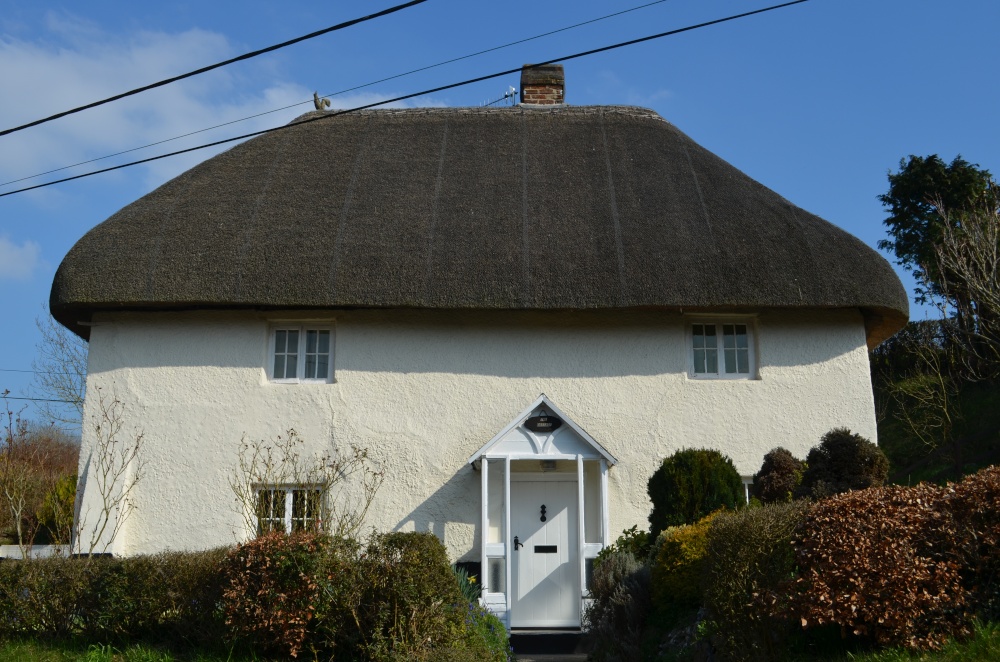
[468,394,617,630]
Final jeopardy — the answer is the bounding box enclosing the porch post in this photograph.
[504,455,512,627]
[576,454,585,600]
[480,457,488,594]
[600,459,609,546]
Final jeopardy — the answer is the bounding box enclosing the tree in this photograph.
[927,191,1000,379]
[646,448,743,539]
[878,155,996,304]
[31,311,87,428]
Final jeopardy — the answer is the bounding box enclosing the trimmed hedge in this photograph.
[790,482,969,650]
[0,531,511,661]
[703,501,809,662]
[0,549,228,645]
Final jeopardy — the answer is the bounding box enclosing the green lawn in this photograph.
[0,641,265,662]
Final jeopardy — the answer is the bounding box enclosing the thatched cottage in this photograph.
[52,65,907,629]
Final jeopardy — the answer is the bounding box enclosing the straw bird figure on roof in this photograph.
[313,91,331,110]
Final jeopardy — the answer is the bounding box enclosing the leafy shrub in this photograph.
[703,501,808,661]
[595,525,650,566]
[356,531,468,660]
[752,448,805,504]
[789,483,969,650]
[221,531,327,658]
[457,602,511,662]
[949,465,1000,620]
[647,448,743,539]
[797,428,889,499]
[650,511,719,616]
[584,549,651,662]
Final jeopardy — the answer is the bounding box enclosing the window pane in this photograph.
[316,355,329,379]
[692,325,706,349]
[287,330,299,353]
[305,354,316,379]
[306,330,317,353]
[724,349,737,373]
[275,330,286,352]
[738,351,749,374]
[273,355,285,379]
[285,356,297,379]
[694,348,706,374]
[489,558,505,593]
[735,325,748,349]
[723,325,736,349]
[256,489,286,535]
[706,349,718,374]
[318,331,330,354]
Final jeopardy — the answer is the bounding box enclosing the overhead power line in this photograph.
[0,0,808,199]
[0,368,81,375]
[1,0,671,188]
[0,0,430,138]
[2,396,78,404]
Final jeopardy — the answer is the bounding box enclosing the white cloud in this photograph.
[0,235,43,280]
[0,14,451,196]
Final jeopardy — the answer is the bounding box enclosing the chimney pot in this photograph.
[520,64,565,106]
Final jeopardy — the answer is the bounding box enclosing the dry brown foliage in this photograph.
[789,467,1000,651]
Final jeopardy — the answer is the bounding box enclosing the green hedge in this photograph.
[0,532,510,661]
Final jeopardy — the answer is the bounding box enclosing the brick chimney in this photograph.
[520,64,565,105]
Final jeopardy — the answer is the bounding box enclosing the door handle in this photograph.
[513,536,523,551]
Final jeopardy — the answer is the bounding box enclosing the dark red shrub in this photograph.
[789,483,969,650]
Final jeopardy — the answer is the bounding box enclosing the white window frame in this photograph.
[256,485,325,535]
[686,317,757,379]
[268,324,334,383]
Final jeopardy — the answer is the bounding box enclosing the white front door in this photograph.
[510,479,580,628]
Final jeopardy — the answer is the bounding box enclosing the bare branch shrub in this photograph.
[0,390,79,555]
[229,429,384,540]
[31,311,87,428]
[923,190,1000,380]
[74,388,146,556]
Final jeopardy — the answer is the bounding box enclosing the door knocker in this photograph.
[540,504,547,522]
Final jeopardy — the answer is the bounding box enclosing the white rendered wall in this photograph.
[76,308,877,557]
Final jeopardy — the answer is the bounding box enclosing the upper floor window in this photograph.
[690,321,754,378]
[270,326,332,382]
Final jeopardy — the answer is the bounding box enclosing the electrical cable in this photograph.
[0,0,808,199]
[1,396,78,404]
[0,0,430,138]
[0,368,81,375]
[1,0,671,188]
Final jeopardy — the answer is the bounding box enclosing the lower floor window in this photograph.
[256,486,323,535]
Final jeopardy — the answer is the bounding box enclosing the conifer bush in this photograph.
[796,428,888,499]
[752,448,805,504]
[647,448,743,539]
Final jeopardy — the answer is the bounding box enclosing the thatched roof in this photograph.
[51,105,908,344]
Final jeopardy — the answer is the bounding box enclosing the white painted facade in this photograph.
[76,306,877,607]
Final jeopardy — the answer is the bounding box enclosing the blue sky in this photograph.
[1,0,997,424]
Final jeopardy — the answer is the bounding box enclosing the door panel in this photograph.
[510,480,579,627]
